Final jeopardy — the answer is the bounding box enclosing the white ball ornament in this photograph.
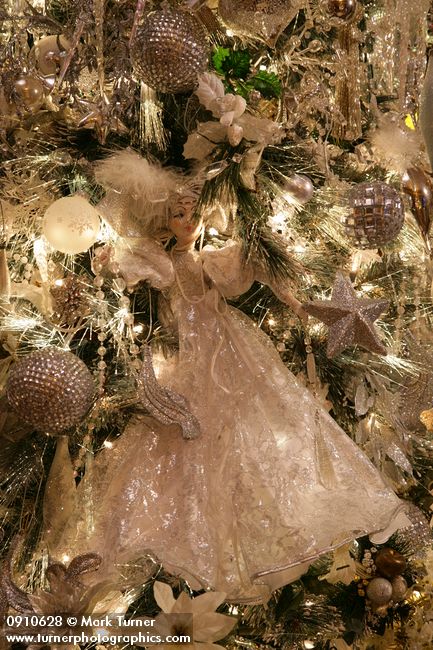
[43,195,100,254]
[282,174,314,205]
[30,34,71,77]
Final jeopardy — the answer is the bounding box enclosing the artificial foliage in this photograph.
[0,1,433,650]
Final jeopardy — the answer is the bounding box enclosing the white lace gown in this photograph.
[56,239,408,603]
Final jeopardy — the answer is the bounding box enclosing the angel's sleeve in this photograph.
[114,237,175,291]
[202,240,303,315]
[201,240,255,298]
[253,258,304,316]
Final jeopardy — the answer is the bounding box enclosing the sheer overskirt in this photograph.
[55,276,407,602]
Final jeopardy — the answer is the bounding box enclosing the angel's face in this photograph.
[169,195,203,245]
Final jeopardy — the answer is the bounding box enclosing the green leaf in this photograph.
[250,71,282,98]
[212,47,231,75]
[212,47,251,79]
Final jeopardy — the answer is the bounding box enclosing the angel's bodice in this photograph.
[114,237,257,306]
[168,248,213,303]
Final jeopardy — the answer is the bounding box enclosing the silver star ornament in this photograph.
[303,271,389,358]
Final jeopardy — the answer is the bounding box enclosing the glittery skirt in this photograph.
[54,291,408,603]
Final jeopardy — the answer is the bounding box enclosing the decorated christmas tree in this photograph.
[1,1,433,649]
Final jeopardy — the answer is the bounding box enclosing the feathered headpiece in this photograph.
[95,149,228,237]
[95,149,183,237]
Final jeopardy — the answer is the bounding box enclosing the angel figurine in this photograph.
[55,150,409,604]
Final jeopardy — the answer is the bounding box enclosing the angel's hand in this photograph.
[292,301,309,325]
[274,288,309,324]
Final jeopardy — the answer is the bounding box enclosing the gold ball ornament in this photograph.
[30,34,71,77]
[391,575,408,602]
[402,167,433,241]
[6,348,94,434]
[43,195,100,255]
[218,0,304,47]
[130,8,209,94]
[375,547,407,579]
[346,181,405,249]
[326,0,357,20]
[13,75,45,112]
[366,577,393,605]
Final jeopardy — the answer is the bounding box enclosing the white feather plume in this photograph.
[368,115,422,173]
[95,149,182,220]
[196,73,225,115]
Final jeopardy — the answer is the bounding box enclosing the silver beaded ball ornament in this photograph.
[6,348,94,434]
[130,8,209,94]
[346,181,405,249]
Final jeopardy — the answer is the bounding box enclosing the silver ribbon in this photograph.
[137,346,201,440]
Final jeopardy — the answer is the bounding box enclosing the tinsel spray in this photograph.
[0,203,10,302]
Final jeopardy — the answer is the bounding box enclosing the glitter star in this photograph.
[75,97,128,144]
[303,271,389,358]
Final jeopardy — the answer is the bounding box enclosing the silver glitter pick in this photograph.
[303,271,389,358]
[137,346,201,440]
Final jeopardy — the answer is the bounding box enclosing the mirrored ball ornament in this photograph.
[346,182,405,249]
[6,348,94,434]
[14,75,45,112]
[43,195,100,254]
[326,0,357,20]
[130,8,209,94]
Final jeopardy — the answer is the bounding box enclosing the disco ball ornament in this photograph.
[219,0,304,47]
[130,8,209,94]
[43,195,100,255]
[326,0,357,20]
[346,182,405,249]
[6,348,94,434]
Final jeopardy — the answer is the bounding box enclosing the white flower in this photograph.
[184,73,282,156]
[145,581,237,650]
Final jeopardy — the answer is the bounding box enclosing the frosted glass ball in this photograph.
[30,34,71,77]
[43,195,100,254]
